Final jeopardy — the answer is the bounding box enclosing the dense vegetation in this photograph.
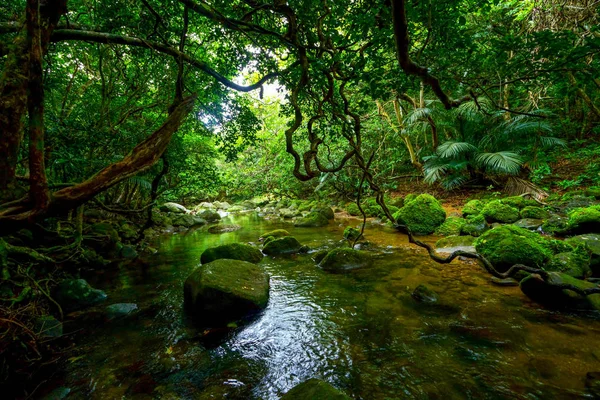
[1,0,599,397]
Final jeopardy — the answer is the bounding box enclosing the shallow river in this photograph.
[55,213,600,399]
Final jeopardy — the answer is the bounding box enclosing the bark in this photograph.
[0,0,67,196]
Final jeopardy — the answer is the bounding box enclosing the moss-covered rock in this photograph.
[200,243,263,264]
[259,229,290,241]
[279,208,301,219]
[389,197,405,208]
[319,248,373,273]
[172,214,207,228]
[500,196,538,210]
[565,205,600,235]
[345,202,360,216]
[435,235,476,252]
[160,202,188,214]
[519,272,600,310]
[198,210,221,222]
[281,379,351,400]
[481,200,520,223]
[474,225,553,271]
[520,206,549,220]
[435,216,466,236]
[184,259,270,324]
[312,205,335,220]
[151,211,173,227]
[566,234,600,276]
[295,211,329,227]
[462,199,486,217]
[393,194,446,235]
[263,236,305,255]
[412,284,439,303]
[207,224,242,234]
[404,193,418,204]
[545,246,591,279]
[541,214,569,235]
[343,226,362,241]
[298,201,315,212]
[54,279,108,312]
[513,218,543,230]
[461,214,489,237]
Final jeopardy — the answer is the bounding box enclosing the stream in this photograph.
[52,213,600,399]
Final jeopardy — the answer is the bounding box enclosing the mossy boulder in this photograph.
[184,259,270,324]
[404,193,418,204]
[345,202,360,216]
[435,216,466,236]
[343,227,362,241]
[198,210,221,222]
[172,214,207,228]
[520,206,550,220]
[519,272,600,311]
[481,200,520,223]
[389,197,405,208]
[545,247,591,279]
[201,243,263,264]
[160,202,188,214]
[312,205,335,220]
[259,229,290,241]
[295,211,329,227]
[462,199,486,217]
[281,379,351,400]
[263,236,305,255]
[566,234,600,276]
[312,249,330,264]
[565,205,600,235]
[54,279,108,312]
[513,218,543,230]
[500,196,538,210]
[152,211,173,227]
[279,208,301,219]
[393,194,446,235]
[474,225,553,271]
[461,214,489,237]
[435,235,476,252]
[541,214,569,236]
[319,248,373,273]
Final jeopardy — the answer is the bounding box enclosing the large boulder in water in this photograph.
[393,194,446,235]
[319,248,373,273]
[564,205,600,235]
[545,247,591,279]
[171,214,206,228]
[54,279,107,312]
[519,272,600,310]
[295,211,329,227]
[198,210,221,222]
[184,259,270,324]
[281,379,351,400]
[259,229,290,241]
[263,236,305,255]
[200,243,263,264]
[567,234,600,276]
[160,202,188,214]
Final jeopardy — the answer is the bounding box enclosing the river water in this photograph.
[55,213,600,399]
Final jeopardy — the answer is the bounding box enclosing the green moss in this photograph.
[297,201,314,212]
[435,216,466,236]
[500,196,538,210]
[545,246,591,279]
[520,206,549,220]
[200,243,263,264]
[263,236,304,255]
[319,248,373,272]
[311,205,335,220]
[389,197,405,208]
[461,214,488,237]
[462,200,486,217]
[259,229,290,241]
[475,225,553,271]
[541,214,569,235]
[481,200,520,223]
[394,194,446,235]
[404,193,417,204]
[565,205,600,234]
[520,271,600,311]
[584,186,600,199]
[295,211,329,227]
[343,227,362,240]
[345,202,360,216]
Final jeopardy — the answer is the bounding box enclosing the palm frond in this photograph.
[441,174,469,190]
[128,175,153,190]
[539,136,567,148]
[406,107,433,125]
[504,177,548,200]
[436,141,478,159]
[476,151,523,175]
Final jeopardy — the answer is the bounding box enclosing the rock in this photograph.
[435,216,466,236]
[565,205,600,235]
[566,234,600,276]
[343,227,362,241]
[520,272,600,310]
[281,379,351,400]
[279,208,300,219]
[500,196,539,210]
[312,249,329,264]
[184,259,270,324]
[541,214,569,235]
[119,223,137,241]
[198,202,216,209]
[259,229,290,241]
[561,195,596,213]
[106,303,138,320]
[345,202,361,216]
[474,225,553,272]
[295,211,329,227]
[545,247,591,279]
[481,200,520,223]
[172,214,206,228]
[227,205,244,212]
[513,218,543,230]
[240,200,257,209]
[389,197,405,208]
[207,224,242,234]
[160,202,188,214]
[461,214,489,237]
[201,243,263,264]
[520,206,549,220]
[312,205,335,220]
[263,236,305,255]
[213,201,231,210]
[319,248,373,272]
[152,211,173,227]
[35,315,63,337]
[412,284,439,303]
[586,372,600,398]
[435,235,476,253]
[490,277,519,287]
[87,222,120,252]
[393,194,446,235]
[462,199,486,217]
[54,279,107,312]
[197,210,221,222]
[120,245,138,259]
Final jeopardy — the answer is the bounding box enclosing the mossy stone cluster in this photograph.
[343,227,362,241]
[435,216,466,236]
[200,243,263,264]
[393,194,446,235]
[461,214,488,237]
[520,206,549,220]
[263,236,304,255]
[319,248,373,273]
[545,246,591,279]
[462,199,486,217]
[295,211,329,227]
[481,200,520,223]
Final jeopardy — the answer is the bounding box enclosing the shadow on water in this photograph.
[52,213,600,399]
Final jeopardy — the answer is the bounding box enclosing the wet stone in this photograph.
[490,277,519,287]
[412,284,439,303]
[105,303,138,320]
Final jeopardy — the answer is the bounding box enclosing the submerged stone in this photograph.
[184,259,270,324]
[54,279,107,312]
[319,248,373,273]
[281,379,351,400]
[207,224,242,234]
[105,303,138,320]
[412,284,439,303]
[201,243,263,264]
[519,272,600,310]
[263,236,305,255]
